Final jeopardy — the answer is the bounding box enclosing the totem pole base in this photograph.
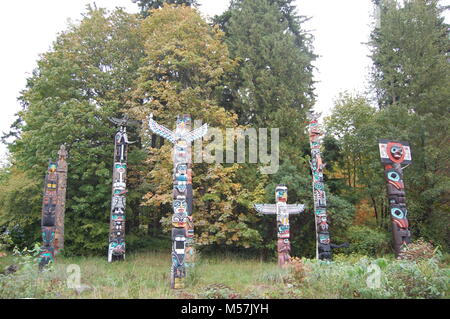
[172,278,185,290]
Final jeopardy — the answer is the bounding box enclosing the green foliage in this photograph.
[1,250,448,299]
[130,5,265,249]
[198,283,240,299]
[370,0,449,112]
[4,7,146,255]
[344,225,391,256]
[223,0,315,129]
[0,167,41,248]
[285,255,449,299]
[132,0,198,17]
[369,0,450,251]
[0,244,64,298]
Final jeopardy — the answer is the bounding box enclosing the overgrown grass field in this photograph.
[0,246,449,299]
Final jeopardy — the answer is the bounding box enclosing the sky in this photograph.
[0,0,448,162]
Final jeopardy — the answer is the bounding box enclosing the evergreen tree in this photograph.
[132,0,198,17]
[369,0,450,250]
[221,0,316,129]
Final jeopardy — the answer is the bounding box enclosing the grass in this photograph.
[0,249,448,299]
[0,250,282,298]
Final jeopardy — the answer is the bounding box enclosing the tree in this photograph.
[132,0,198,17]
[213,0,331,258]
[370,0,450,113]
[369,0,450,251]
[221,0,315,128]
[325,93,387,227]
[130,5,264,249]
[4,7,146,254]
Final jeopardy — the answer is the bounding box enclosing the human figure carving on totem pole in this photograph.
[378,139,412,258]
[254,185,305,267]
[39,161,59,269]
[107,115,138,262]
[307,112,349,260]
[148,113,208,289]
[54,144,68,254]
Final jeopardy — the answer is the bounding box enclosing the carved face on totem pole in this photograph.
[318,215,329,231]
[379,139,412,165]
[277,238,290,253]
[391,206,408,228]
[176,114,191,131]
[172,212,187,228]
[275,185,288,203]
[42,227,55,245]
[114,162,127,180]
[319,233,330,245]
[48,162,57,173]
[385,168,404,190]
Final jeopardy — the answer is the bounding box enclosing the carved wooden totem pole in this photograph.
[148,113,207,289]
[254,185,304,267]
[307,113,333,260]
[378,139,412,258]
[108,116,136,262]
[39,145,68,268]
[55,145,68,254]
[39,160,59,269]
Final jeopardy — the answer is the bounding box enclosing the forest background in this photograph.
[0,0,448,260]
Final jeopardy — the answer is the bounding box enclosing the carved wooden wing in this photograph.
[254,204,277,215]
[148,114,176,144]
[285,204,305,215]
[183,123,208,143]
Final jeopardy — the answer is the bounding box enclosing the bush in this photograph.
[346,225,391,256]
[399,239,438,261]
[198,283,240,299]
[0,244,65,298]
[289,255,448,299]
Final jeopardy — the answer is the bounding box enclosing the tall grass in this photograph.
[0,250,448,299]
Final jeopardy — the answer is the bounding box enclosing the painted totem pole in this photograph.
[54,145,68,254]
[378,139,412,258]
[39,161,59,269]
[254,185,304,267]
[307,113,332,260]
[148,113,208,289]
[108,116,136,262]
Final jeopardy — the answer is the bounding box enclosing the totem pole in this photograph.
[39,160,59,269]
[254,185,305,267]
[307,112,333,260]
[148,113,208,289]
[54,145,68,254]
[107,115,137,262]
[378,139,412,258]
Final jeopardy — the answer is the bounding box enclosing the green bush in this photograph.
[290,255,448,299]
[346,225,391,256]
[0,244,65,298]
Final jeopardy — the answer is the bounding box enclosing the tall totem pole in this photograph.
[307,113,333,260]
[40,144,68,268]
[108,116,136,262]
[148,113,208,289]
[55,145,68,254]
[254,185,304,267]
[378,139,412,258]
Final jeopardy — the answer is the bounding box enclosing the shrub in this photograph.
[346,225,391,256]
[288,255,448,299]
[0,244,65,298]
[399,239,438,261]
[198,283,240,299]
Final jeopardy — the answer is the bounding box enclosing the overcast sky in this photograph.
[0,1,448,161]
